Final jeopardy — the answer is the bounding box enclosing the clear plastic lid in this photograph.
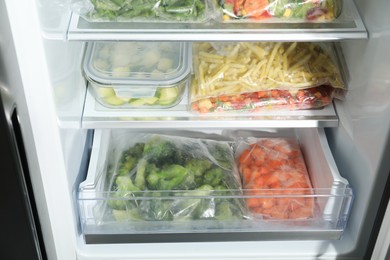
[83,42,190,87]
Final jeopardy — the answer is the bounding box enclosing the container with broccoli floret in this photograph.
[83,41,191,109]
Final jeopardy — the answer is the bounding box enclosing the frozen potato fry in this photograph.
[191,42,345,103]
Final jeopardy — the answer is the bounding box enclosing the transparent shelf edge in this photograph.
[81,89,339,129]
[82,229,346,244]
[67,0,367,41]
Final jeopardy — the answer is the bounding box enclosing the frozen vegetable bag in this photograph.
[190,42,346,113]
[235,137,316,219]
[217,0,342,21]
[101,133,248,223]
[71,0,210,22]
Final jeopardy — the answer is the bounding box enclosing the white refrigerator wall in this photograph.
[0,1,57,259]
[3,0,390,260]
[0,1,58,259]
[4,0,87,259]
[328,0,390,256]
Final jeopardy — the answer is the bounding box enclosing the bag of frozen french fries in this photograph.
[190,42,346,113]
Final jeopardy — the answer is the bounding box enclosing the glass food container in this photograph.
[83,41,191,109]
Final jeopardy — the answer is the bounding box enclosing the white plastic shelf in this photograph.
[67,0,367,42]
[81,87,339,129]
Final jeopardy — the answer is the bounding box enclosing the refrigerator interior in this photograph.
[3,0,390,259]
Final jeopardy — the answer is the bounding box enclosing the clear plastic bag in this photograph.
[217,0,343,22]
[190,42,345,113]
[70,0,211,22]
[191,85,338,113]
[104,133,247,222]
[235,137,316,219]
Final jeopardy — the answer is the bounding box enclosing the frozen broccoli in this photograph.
[128,142,145,156]
[171,184,214,220]
[185,158,213,177]
[203,167,225,187]
[193,184,216,219]
[146,164,195,190]
[134,158,147,189]
[214,200,240,221]
[107,175,141,210]
[116,175,141,192]
[185,158,212,186]
[107,192,130,210]
[213,186,247,220]
[112,208,141,222]
[208,143,232,169]
[197,184,214,191]
[117,156,137,176]
[117,143,145,176]
[138,192,173,221]
[143,136,181,166]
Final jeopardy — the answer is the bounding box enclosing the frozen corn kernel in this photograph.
[283,9,292,17]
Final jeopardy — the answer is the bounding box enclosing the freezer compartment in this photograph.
[78,128,353,243]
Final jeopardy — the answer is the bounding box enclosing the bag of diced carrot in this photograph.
[191,85,337,113]
[235,137,316,220]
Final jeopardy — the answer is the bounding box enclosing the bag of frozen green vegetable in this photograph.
[71,0,210,22]
[103,132,247,222]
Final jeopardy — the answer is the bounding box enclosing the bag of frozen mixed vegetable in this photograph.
[235,137,317,220]
[104,133,248,222]
[71,0,210,22]
[190,42,346,113]
[217,0,343,22]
